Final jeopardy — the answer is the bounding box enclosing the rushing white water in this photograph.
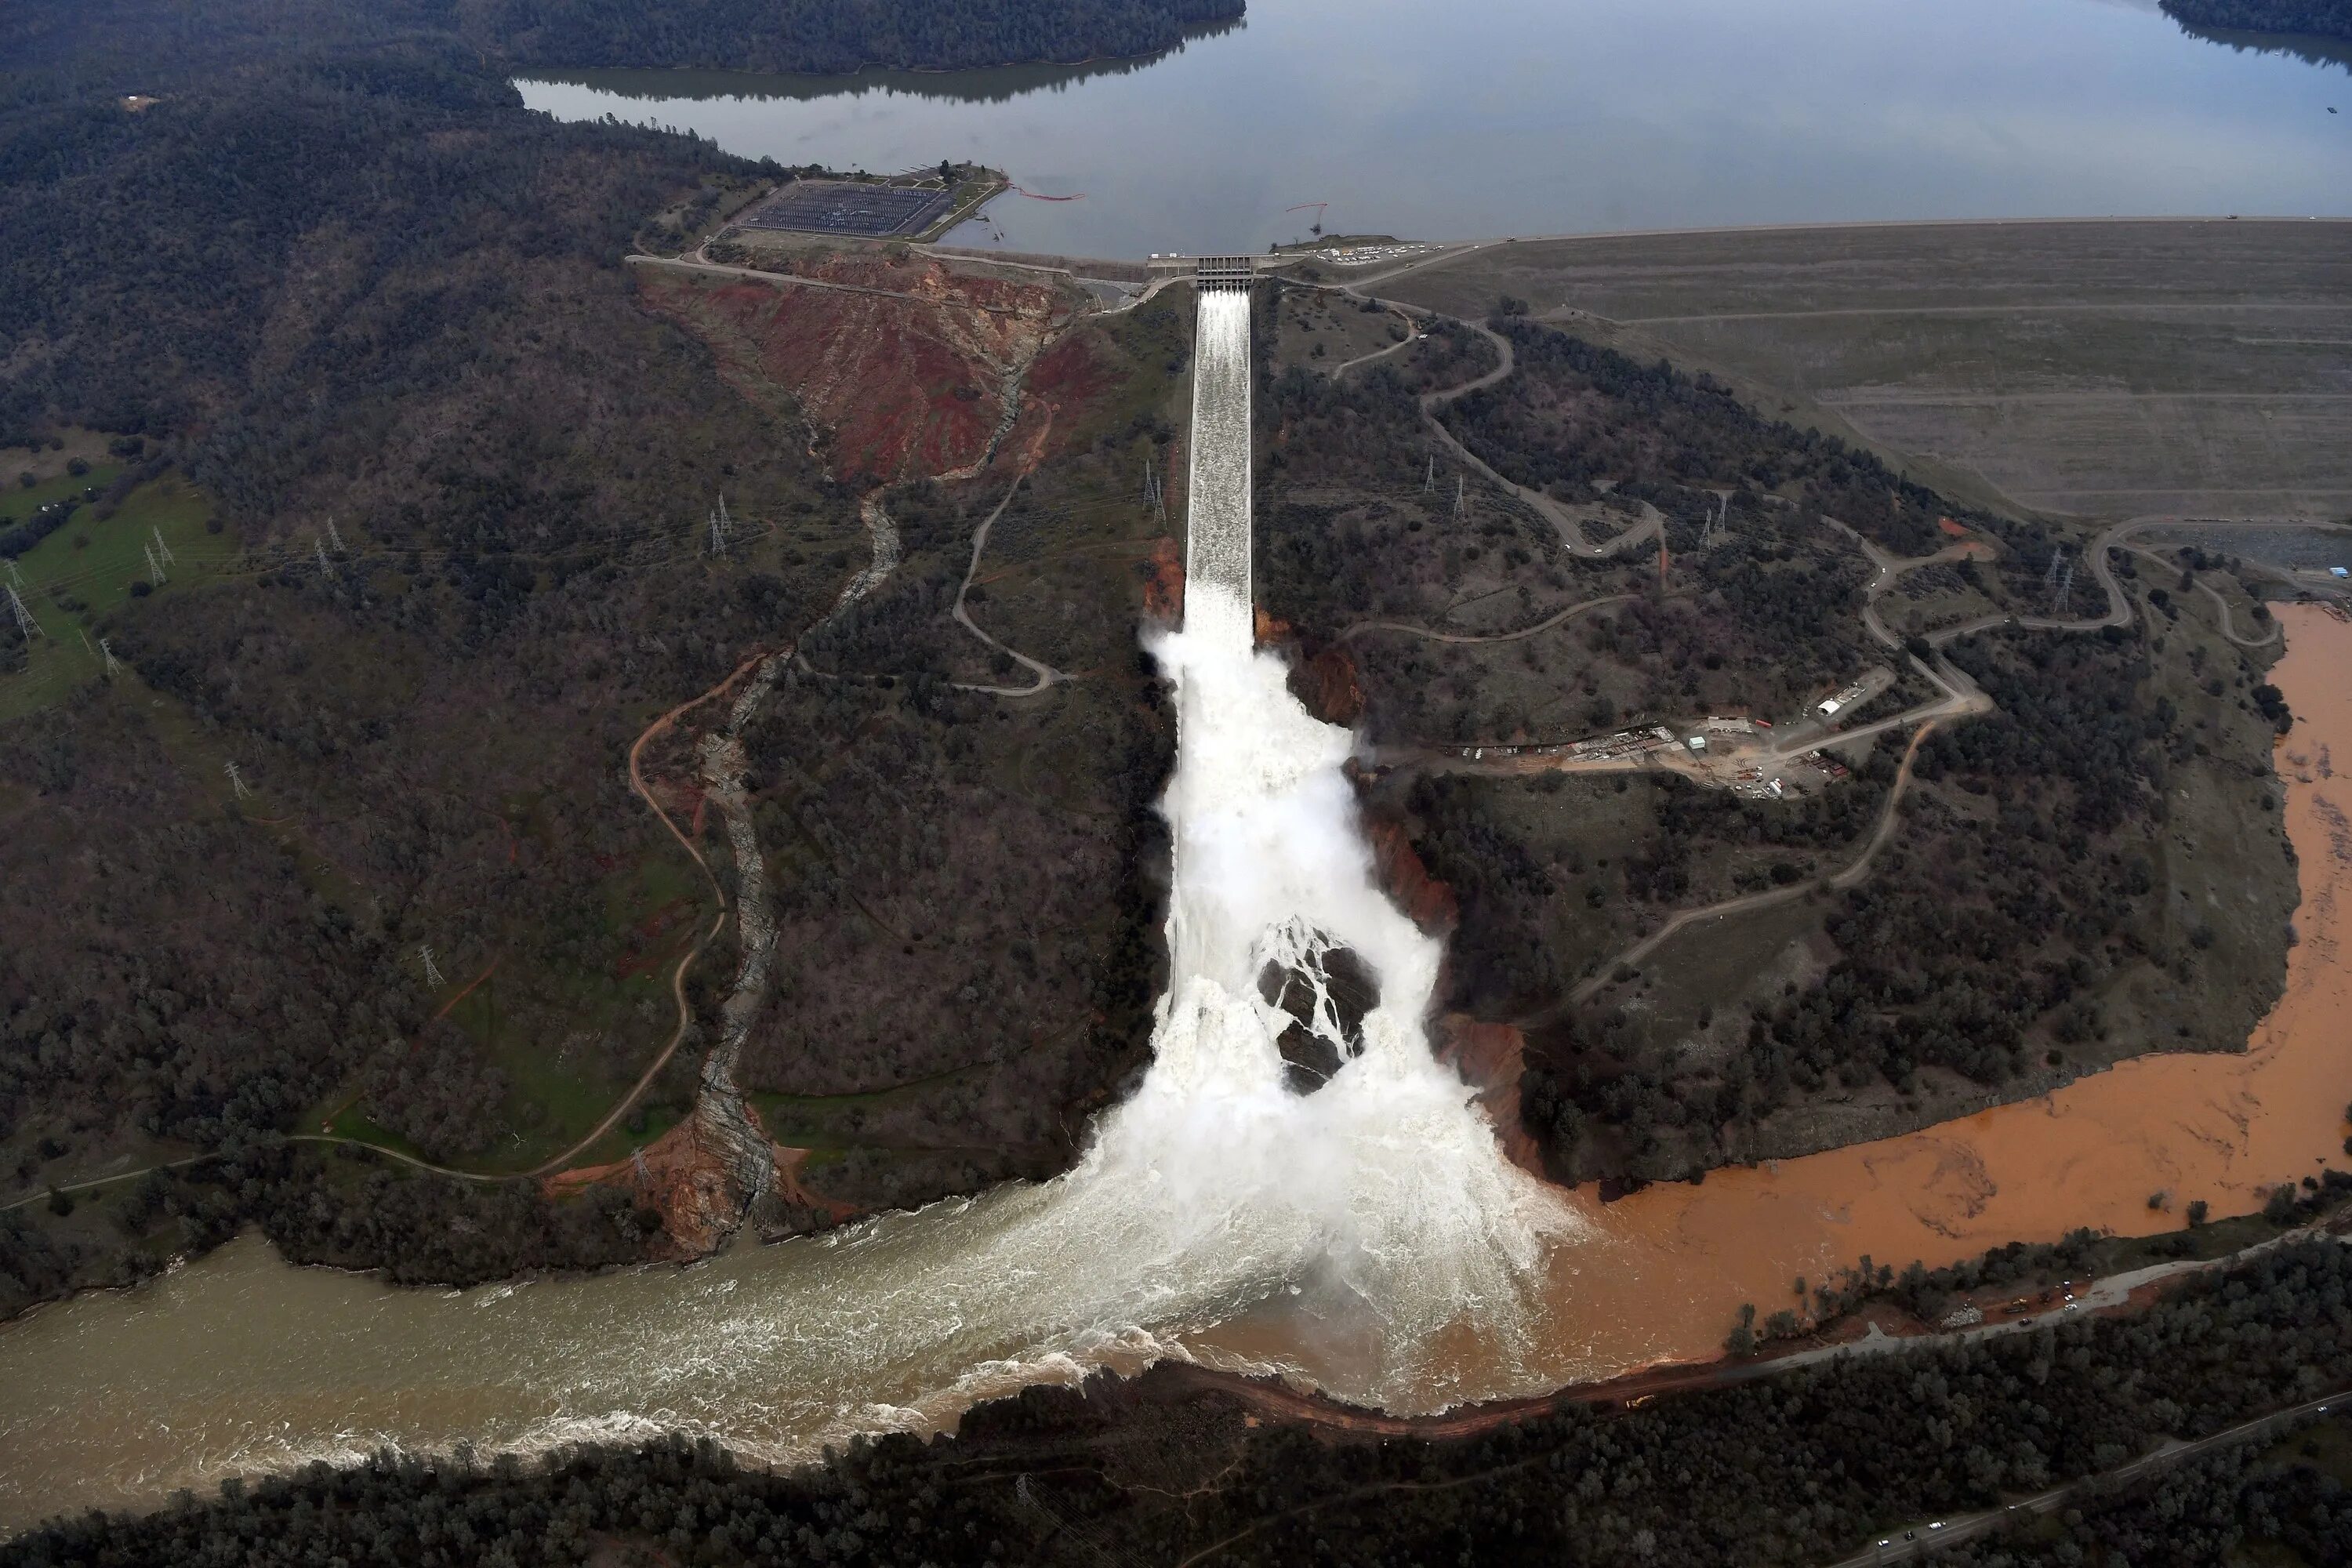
[0,287,1578,1526]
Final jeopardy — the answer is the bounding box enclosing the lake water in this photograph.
[517,0,2351,258]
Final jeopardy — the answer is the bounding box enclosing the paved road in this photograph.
[627,252,1035,318]
[1824,1389,2348,1567]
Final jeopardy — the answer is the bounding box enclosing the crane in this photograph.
[1285,201,1329,236]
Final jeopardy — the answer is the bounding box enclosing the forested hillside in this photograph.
[2161,0,2352,40]
[456,0,1245,72]
[1,0,1240,77]
[0,0,1181,1316]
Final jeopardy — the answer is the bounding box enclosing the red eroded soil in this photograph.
[1024,329,1119,437]
[1436,1014,1542,1174]
[1293,643,1367,727]
[1368,818,1459,935]
[546,1114,748,1258]
[637,255,1069,483]
[1142,536,1184,626]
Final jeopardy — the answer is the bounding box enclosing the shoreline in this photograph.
[927,213,2352,278]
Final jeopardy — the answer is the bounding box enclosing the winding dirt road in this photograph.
[1328,292,1664,561]
[953,471,1076,696]
[1338,590,1635,646]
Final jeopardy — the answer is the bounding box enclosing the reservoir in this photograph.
[516,0,2352,257]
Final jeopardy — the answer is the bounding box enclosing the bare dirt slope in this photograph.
[634,249,1082,483]
[1379,220,2352,517]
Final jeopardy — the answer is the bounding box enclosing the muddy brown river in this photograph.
[2,605,2345,1533]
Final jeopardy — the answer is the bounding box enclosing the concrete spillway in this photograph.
[1185,282,1254,643]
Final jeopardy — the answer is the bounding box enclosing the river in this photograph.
[516,0,2352,257]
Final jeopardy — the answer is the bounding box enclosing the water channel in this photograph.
[517,0,2352,257]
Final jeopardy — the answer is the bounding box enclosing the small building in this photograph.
[1686,735,1708,753]
[1817,697,1843,717]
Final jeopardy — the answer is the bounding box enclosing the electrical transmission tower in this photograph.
[326,518,346,554]
[315,538,333,578]
[4,584,39,641]
[151,526,175,568]
[1453,474,1467,520]
[2051,555,2075,615]
[418,945,446,989]
[1425,452,1436,493]
[143,543,168,585]
[1145,459,1167,528]
[99,637,121,676]
[222,760,252,798]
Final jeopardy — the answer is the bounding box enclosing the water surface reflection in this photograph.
[519,0,2352,256]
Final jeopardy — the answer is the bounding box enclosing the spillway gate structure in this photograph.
[1194,256,1261,291]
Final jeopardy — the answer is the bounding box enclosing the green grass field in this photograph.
[0,471,234,721]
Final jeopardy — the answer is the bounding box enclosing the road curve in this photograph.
[2125,543,2284,646]
[952,473,1076,697]
[1305,275,1663,561]
[1339,591,1634,645]
[1327,305,1423,376]
[1527,718,1943,1022]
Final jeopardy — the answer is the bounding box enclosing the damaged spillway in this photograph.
[0,279,1585,1523]
[1109,279,1578,1395]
